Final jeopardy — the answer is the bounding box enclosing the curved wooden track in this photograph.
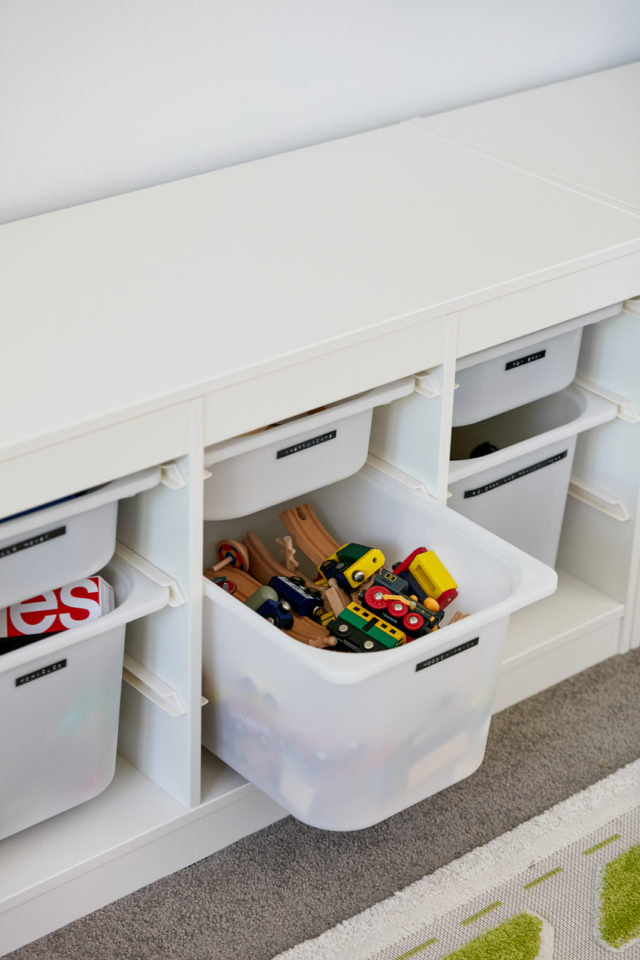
[279,503,340,567]
[204,565,260,600]
[243,532,316,589]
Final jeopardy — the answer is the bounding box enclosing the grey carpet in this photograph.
[6,647,640,960]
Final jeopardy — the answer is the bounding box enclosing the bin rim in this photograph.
[0,466,161,542]
[203,377,414,466]
[449,383,617,484]
[455,303,620,372]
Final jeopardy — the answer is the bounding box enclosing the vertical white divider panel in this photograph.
[369,314,458,503]
[627,493,640,651]
[617,299,640,651]
[116,399,204,808]
[631,491,640,651]
[556,306,640,651]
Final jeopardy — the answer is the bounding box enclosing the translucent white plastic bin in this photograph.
[0,551,169,840]
[202,463,556,831]
[448,385,617,566]
[203,378,414,520]
[452,304,620,427]
[0,466,160,610]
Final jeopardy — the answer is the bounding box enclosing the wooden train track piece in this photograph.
[243,532,316,589]
[279,503,340,568]
[323,577,350,616]
[204,564,335,649]
[204,565,260,601]
[449,610,469,624]
[290,618,336,649]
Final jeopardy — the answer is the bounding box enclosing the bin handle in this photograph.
[567,478,630,521]
[573,376,639,423]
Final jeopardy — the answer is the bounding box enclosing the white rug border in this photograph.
[273,759,640,960]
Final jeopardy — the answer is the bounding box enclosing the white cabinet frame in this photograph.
[1,63,639,955]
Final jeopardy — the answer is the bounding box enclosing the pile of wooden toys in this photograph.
[204,503,466,652]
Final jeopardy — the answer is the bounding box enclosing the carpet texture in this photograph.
[273,760,640,959]
[4,646,640,960]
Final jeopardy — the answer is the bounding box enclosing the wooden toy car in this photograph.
[393,547,458,608]
[327,602,406,652]
[245,585,294,630]
[268,576,324,621]
[317,543,386,591]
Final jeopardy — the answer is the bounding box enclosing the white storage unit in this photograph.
[448,384,617,566]
[0,467,161,610]
[203,379,414,520]
[452,305,619,427]
[0,63,638,956]
[202,463,556,831]
[0,552,169,841]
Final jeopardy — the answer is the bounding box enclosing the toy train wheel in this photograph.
[437,588,458,609]
[403,612,424,632]
[363,586,387,610]
[213,576,237,595]
[388,598,410,617]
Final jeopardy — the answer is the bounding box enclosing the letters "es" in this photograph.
[1,577,114,637]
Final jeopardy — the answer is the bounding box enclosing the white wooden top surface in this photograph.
[3,67,640,462]
[414,61,640,213]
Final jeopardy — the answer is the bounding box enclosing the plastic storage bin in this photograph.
[0,466,160,610]
[0,551,168,840]
[452,303,620,426]
[203,378,414,520]
[202,463,556,831]
[448,384,617,566]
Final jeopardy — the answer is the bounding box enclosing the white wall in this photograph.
[2,0,639,224]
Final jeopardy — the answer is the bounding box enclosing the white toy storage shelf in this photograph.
[1,62,639,958]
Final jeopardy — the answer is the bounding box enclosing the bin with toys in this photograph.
[202,463,556,830]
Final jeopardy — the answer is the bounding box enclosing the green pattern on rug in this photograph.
[374,807,640,960]
[273,766,640,960]
[394,938,438,960]
[460,902,501,926]
[597,841,640,949]
[442,913,542,960]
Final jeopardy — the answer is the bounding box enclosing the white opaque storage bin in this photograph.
[452,303,620,426]
[202,463,556,831]
[203,378,414,520]
[0,466,160,610]
[448,384,617,567]
[0,552,169,840]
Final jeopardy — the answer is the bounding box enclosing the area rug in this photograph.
[273,759,640,959]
